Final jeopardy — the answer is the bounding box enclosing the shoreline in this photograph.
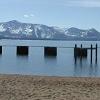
[0,74,100,100]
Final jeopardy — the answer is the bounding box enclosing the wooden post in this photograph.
[91,44,92,63]
[0,46,2,54]
[80,44,82,60]
[81,44,82,48]
[95,44,97,63]
[74,44,77,64]
[74,44,77,57]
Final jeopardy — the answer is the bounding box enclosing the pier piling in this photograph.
[91,44,93,63]
[0,46,2,54]
[95,44,97,63]
[74,44,98,64]
[44,47,57,56]
[17,46,29,56]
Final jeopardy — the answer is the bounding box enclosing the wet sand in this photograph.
[0,74,100,100]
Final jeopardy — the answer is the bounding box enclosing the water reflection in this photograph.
[44,56,57,65]
[74,57,98,77]
[89,63,98,77]
[16,55,29,66]
[16,55,29,60]
[0,40,100,77]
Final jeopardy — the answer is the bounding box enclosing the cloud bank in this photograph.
[65,0,100,7]
[24,14,35,18]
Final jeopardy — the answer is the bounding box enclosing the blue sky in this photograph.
[0,0,100,31]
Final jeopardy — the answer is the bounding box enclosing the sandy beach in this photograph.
[0,75,100,100]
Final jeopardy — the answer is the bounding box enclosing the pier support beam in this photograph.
[17,46,29,56]
[91,44,93,64]
[0,46,2,54]
[80,44,83,60]
[74,44,77,64]
[44,47,57,56]
[95,44,97,63]
[74,44,77,57]
[74,44,87,58]
[74,44,98,64]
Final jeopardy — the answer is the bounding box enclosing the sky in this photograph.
[0,0,100,31]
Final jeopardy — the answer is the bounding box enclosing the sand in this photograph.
[0,75,100,100]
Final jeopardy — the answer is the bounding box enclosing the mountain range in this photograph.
[0,20,100,40]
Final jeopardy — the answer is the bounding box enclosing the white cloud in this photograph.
[24,15,29,18]
[65,0,100,7]
[24,14,35,18]
[30,14,35,17]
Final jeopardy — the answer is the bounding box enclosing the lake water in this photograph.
[0,39,100,77]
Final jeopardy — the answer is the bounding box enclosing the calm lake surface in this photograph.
[0,39,100,77]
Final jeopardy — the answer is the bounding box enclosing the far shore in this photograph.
[0,74,100,100]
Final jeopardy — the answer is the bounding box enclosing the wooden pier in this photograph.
[0,44,98,63]
[74,44,98,63]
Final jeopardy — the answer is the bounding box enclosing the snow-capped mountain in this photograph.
[0,20,100,40]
